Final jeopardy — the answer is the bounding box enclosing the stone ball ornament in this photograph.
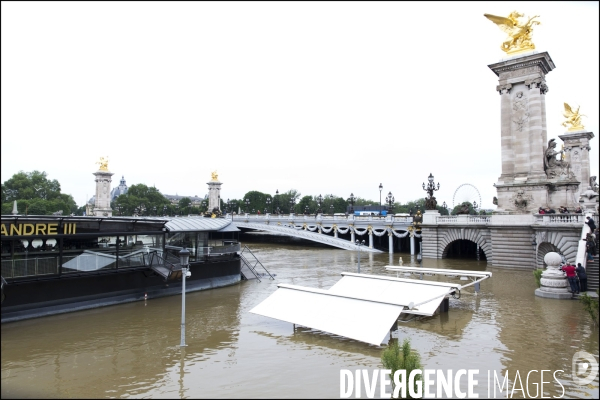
[543,252,562,267]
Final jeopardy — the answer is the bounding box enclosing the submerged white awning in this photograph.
[329,273,455,316]
[384,266,492,291]
[250,284,405,346]
[250,272,459,346]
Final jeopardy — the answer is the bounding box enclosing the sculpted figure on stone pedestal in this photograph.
[544,139,572,179]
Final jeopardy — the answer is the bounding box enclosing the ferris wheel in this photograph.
[453,183,482,209]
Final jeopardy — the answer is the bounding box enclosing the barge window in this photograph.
[118,234,164,268]
[1,238,59,278]
[62,236,119,273]
[166,232,207,261]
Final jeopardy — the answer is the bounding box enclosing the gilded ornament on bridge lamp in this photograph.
[484,11,540,55]
[96,156,109,171]
[562,103,585,132]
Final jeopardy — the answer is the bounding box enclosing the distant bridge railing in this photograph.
[436,215,492,224]
[230,213,413,225]
[533,214,588,224]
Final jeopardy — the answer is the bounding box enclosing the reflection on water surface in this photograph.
[1,242,598,398]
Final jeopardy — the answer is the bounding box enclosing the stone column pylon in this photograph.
[207,172,223,212]
[488,52,556,213]
[559,130,595,201]
[93,170,114,217]
[525,77,548,179]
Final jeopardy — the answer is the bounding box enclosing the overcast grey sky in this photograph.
[2,1,598,209]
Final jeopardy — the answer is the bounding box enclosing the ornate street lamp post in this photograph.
[386,191,395,214]
[473,200,478,213]
[379,183,383,214]
[266,196,272,214]
[163,205,167,216]
[289,198,295,214]
[329,195,334,215]
[304,205,310,215]
[422,173,440,210]
[317,194,323,214]
[442,201,448,215]
[244,198,250,213]
[153,206,157,216]
[275,189,279,214]
[347,193,356,215]
[179,247,190,347]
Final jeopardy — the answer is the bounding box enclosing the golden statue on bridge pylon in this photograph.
[562,103,585,131]
[484,11,540,55]
[96,156,109,171]
[211,171,219,181]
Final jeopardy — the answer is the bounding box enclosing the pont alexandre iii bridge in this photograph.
[230,211,598,270]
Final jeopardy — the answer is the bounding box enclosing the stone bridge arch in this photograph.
[438,228,492,261]
[534,230,580,268]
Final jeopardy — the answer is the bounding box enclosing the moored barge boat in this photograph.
[0,215,241,323]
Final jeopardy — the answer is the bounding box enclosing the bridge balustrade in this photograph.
[230,213,413,224]
[533,214,587,224]
[436,215,491,224]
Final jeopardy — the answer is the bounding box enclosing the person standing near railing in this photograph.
[576,263,588,293]
[560,263,579,295]
[586,233,597,261]
[586,216,596,234]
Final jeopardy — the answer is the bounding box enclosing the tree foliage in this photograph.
[112,184,171,216]
[1,171,77,215]
[381,338,423,398]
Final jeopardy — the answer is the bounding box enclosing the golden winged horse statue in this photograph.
[562,103,585,131]
[484,11,540,55]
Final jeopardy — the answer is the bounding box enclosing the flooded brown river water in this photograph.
[1,241,599,398]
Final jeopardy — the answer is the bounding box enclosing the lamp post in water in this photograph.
[179,247,190,347]
[356,240,365,273]
[379,183,383,214]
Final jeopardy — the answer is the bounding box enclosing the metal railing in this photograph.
[1,256,59,278]
[240,245,274,282]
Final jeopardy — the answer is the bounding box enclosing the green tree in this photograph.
[381,338,423,398]
[297,195,313,214]
[451,201,475,215]
[2,171,77,215]
[179,197,192,214]
[241,191,268,213]
[112,184,170,216]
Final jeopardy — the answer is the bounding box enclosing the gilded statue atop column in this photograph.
[484,11,540,55]
[562,103,585,131]
[211,171,219,181]
[96,156,109,171]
